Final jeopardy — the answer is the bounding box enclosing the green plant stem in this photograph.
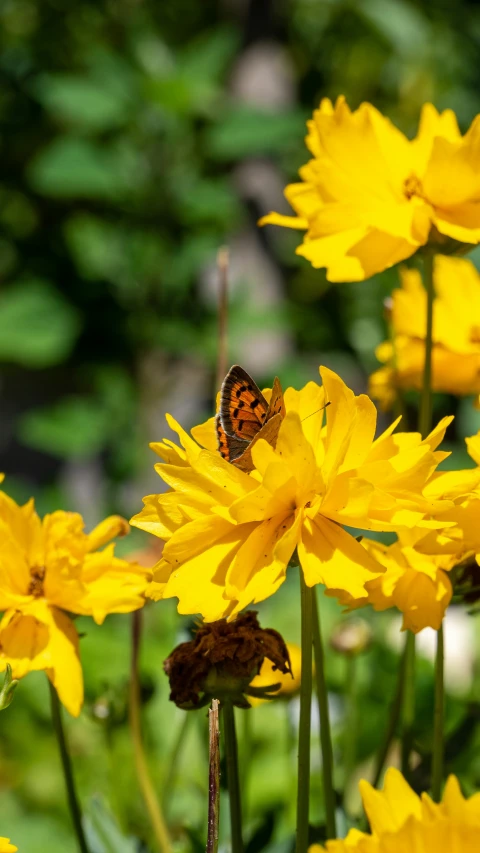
[241,707,252,822]
[401,631,416,781]
[312,590,337,840]
[343,655,357,791]
[432,623,445,801]
[162,711,191,809]
[49,680,90,853]
[130,612,172,853]
[419,252,435,440]
[417,252,445,800]
[296,572,313,853]
[372,645,407,788]
[222,700,244,853]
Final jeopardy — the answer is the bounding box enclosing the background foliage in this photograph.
[2,0,480,850]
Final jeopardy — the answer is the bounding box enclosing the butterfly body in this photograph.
[217,365,285,471]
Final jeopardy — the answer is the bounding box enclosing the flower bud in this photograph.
[330,618,372,656]
[0,665,18,711]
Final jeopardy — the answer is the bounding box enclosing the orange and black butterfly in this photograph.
[216,365,286,472]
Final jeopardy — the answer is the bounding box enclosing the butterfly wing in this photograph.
[220,365,269,441]
[266,377,286,420]
[215,414,249,463]
[233,413,283,473]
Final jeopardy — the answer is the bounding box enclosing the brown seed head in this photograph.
[164,611,292,709]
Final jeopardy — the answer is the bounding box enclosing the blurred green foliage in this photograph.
[2,0,480,850]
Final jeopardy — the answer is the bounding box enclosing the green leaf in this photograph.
[207,106,307,160]
[31,74,131,131]
[0,279,81,368]
[85,795,138,853]
[28,138,142,200]
[18,397,111,459]
[180,27,240,83]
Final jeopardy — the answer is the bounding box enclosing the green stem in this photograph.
[431,623,445,801]
[223,700,244,853]
[241,707,252,823]
[296,572,313,853]
[49,680,90,853]
[162,712,191,809]
[401,631,416,781]
[418,252,445,800]
[129,612,172,853]
[343,656,357,791]
[312,590,337,840]
[372,645,407,788]
[419,252,435,440]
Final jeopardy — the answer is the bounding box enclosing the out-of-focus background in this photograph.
[2,0,480,850]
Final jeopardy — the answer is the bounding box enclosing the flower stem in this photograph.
[48,680,90,853]
[401,630,416,781]
[296,571,313,853]
[432,623,445,801]
[372,644,407,788]
[222,700,244,853]
[419,252,435,440]
[207,699,221,853]
[129,611,172,853]
[312,590,337,840]
[418,252,445,801]
[216,247,229,392]
[162,711,191,809]
[343,655,358,791]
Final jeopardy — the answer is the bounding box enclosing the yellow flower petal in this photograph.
[87,515,129,551]
[359,767,422,834]
[0,602,83,717]
[298,515,382,598]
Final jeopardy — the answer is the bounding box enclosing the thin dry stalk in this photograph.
[216,247,229,392]
[206,699,221,853]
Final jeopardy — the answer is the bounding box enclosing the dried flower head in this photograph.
[163,611,292,709]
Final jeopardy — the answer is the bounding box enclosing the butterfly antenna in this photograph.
[301,401,331,422]
[216,247,229,395]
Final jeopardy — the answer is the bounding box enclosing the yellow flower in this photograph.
[131,366,454,622]
[249,641,302,705]
[371,256,480,410]
[0,496,150,716]
[330,433,480,631]
[316,767,480,852]
[260,97,480,282]
[0,839,17,853]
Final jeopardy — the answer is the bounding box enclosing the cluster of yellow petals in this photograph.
[312,767,480,852]
[0,493,150,716]
[370,256,480,410]
[132,366,456,623]
[333,430,480,632]
[0,839,17,853]
[260,97,480,282]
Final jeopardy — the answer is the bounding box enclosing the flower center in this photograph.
[403,173,425,201]
[470,326,480,345]
[28,565,45,598]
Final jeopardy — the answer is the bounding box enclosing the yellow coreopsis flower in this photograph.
[0,839,17,853]
[370,256,480,410]
[314,767,480,852]
[260,96,480,282]
[131,367,454,622]
[330,432,480,631]
[0,496,150,716]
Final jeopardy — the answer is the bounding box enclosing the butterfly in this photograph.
[216,365,286,473]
